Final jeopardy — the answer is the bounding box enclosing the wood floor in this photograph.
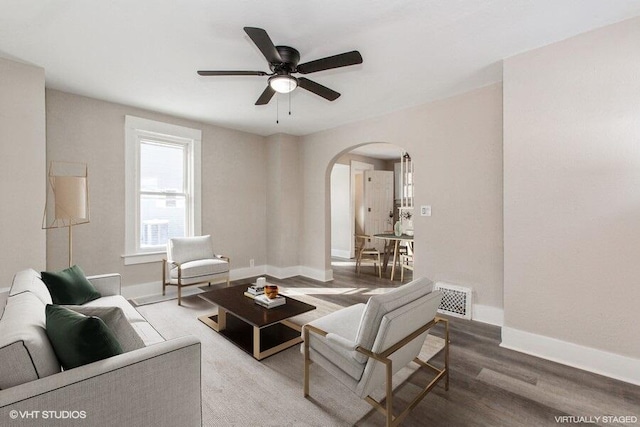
[247,261,640,427]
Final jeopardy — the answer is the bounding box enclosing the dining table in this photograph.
[373,233,414,281]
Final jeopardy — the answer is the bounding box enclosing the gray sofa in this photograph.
[0,269,202,427]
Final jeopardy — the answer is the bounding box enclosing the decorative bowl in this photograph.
[264,285,279,299]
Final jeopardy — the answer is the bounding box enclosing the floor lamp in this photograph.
[42,161,90,268]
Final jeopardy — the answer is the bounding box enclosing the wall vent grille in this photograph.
[434,282,472,320]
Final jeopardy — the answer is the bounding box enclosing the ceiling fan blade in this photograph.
[197,70,268,76]
[298,77,340,101]
[244,27,282,64]
[255,85,276,105]
[297,51,363,74]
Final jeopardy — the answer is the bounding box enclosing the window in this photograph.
[124,116,201,265]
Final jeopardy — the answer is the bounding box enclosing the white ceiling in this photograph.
[2,0,640,138]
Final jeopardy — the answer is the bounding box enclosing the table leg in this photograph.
[390,240,400,281]
[253,326,260,359]
[217,308,227,330]
[198,307,227,332]
[382,240,391,272]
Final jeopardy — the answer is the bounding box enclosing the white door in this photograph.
[330,164,352,259]
[364,170,394,252]
[350,161,374,258]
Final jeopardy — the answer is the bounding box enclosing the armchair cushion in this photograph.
[354,277,434,362]
[305,303,367,381]
[168,235,215,264]
[169,258,229,280]
[327,333,358,351]
[41,265,101,305]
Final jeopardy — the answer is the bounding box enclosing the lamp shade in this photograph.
[42,161,90,267]
[54,176,88,221]
[43,161,90,229]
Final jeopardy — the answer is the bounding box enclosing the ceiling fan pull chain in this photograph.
[276,94,279,124]
[289,90,292,116]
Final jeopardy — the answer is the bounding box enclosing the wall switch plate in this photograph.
[420,205,431,216]
[249,259,255,268]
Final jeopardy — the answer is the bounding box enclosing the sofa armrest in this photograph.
[87,273,121,296]
[0,336,201,427]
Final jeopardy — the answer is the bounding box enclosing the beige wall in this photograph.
[45,89,267,289]
[299,84,504,308]
[503,17,640,358]
[266,133,302,270]
[0,57,46,287]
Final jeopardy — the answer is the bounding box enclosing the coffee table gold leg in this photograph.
[253,326,261,359]
[218,308,227,330]
[197,307,227,332]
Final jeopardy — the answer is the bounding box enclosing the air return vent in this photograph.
[434,282,472,320]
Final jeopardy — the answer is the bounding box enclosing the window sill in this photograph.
[121,251,165,265]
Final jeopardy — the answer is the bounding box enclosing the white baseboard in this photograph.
[472,304,504,326]
[501,326,640,386]
[300,266,333,282]
[121,281,163,299]
[266,265,301,279]
[331,249,351,259]
[229,265,267,281]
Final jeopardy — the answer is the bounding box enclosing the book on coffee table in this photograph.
[247,285,265,295]
[254,294,285,308]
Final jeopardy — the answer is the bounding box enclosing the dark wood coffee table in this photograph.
[198,285,316,360]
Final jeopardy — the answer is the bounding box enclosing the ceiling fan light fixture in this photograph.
[269,75,298,93]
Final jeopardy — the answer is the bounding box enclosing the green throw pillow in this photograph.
[45,304,123,370]
[41,265,101,305]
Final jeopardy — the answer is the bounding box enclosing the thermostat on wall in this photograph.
[420,205,431,216]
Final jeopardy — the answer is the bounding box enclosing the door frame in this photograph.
[350,160,374,258]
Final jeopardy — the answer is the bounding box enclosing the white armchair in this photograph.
[302,277,449,427]
[162,235,230,305]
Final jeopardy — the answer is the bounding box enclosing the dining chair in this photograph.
[355,234,382,278]
[400,241,414,281]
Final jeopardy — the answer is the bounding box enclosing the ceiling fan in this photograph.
[197,27,363,105]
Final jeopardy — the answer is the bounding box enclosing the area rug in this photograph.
[136,286,447,426]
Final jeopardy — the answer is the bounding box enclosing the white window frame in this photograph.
[123,116,201,265]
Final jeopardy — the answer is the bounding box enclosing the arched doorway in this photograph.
[328,142,414,281]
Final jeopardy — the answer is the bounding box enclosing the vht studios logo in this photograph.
[9,410,87,420]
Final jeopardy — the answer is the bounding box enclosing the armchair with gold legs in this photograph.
[162,235,230,305]
[301,277,449,427]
